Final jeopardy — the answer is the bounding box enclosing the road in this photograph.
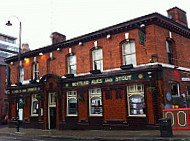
[0,135,98,141]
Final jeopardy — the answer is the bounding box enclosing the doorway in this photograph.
[50,107,56,129]
[48,92,56,129]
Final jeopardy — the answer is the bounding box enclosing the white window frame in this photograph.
[19,66,24,83]
[92,48,103,71]
[68,54,76,74]
[31,94,39,116]
[49,92,56,106]
[127,84,146,117]
[89,88,103,116]
[33,62,39,80]
[122,40,136,66]
[166,40,173,65]
[66,91,78,116]
[171,82,180,97]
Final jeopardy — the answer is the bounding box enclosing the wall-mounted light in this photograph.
[10,62,14,65]
[94,41,98,49]
[39,52,43,56]
[24,58,30,64]
[57,48,60,51]
[79,42,83,46]
[169,31,172,38]
[140,24,145,28]
[107,34,111,39]
[125,33,129,41]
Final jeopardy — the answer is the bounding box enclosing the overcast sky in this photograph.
[0,0,189,50]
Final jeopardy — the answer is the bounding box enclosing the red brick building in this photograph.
[5,7,190,130]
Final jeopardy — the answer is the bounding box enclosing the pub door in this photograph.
[48,92,57,129]
[50,107,56,129]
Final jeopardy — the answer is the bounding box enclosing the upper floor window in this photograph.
[19,66,24,83]
[33,62,39,80]
[92,48,103,71]
[122,40,136,66]
[68,55,76,74]
[166,40,173,65]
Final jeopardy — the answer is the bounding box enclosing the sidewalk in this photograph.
[0,127,190,141]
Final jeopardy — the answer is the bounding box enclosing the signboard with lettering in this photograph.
[63,72,149,88]
[11,87,41,94]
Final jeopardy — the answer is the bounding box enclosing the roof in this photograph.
[0,33,17,40]
[0,57,7,66]
[5,12,190,63]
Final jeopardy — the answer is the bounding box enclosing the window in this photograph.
[67,91,77,116]
[31,94,39,116]
[171,82,180,97]
[122,40,136,66]
[68,55,76,74]
[49,92,56,105]
[127,84,145,117]
[33,62,39,80]
[20,66,24,83]
[166,41,173,64]
[89,88,103,116]
[92,48,103,71]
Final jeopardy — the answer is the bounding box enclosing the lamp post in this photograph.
[6,16,22,132]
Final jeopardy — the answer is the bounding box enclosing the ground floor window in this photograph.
[89,88,103,116]
[31,94,39,116]
[67,91,78,116]
[127,84,146,117]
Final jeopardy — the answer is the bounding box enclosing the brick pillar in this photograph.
[39,100,41,121]
[56,96,59,129]
[62,94,66,121]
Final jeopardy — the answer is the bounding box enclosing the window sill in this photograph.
[90,70,101,74]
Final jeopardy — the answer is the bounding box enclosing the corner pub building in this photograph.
[5,7,190,130]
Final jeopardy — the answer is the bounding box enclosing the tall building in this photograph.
[0,33,18,123]
[5,7,190,130]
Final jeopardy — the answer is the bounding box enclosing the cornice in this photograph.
[5,12,190,63]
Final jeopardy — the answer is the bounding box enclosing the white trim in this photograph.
[61,62,190,78]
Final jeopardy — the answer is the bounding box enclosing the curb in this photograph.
[1,131,190,141]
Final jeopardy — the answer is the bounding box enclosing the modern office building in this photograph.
[0,33,18,123]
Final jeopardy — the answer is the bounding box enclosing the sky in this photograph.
[0,0,189,50]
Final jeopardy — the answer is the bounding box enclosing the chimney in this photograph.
[167,7,188,27]
[21,43,30,53]
[50,32,66,44]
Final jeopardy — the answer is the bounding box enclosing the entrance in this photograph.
[50,107,56,129]
[48,92,56,129]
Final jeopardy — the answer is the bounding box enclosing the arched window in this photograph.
[166,40,173,65]
[33,62,39,80]
[92,48,103,71]
[19,66,24,83]
[122,40,136,66]
[68,54,76,74]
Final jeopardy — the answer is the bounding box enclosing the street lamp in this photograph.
[6,16,22,132]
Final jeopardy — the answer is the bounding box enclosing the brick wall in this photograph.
[9,25,190,83]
